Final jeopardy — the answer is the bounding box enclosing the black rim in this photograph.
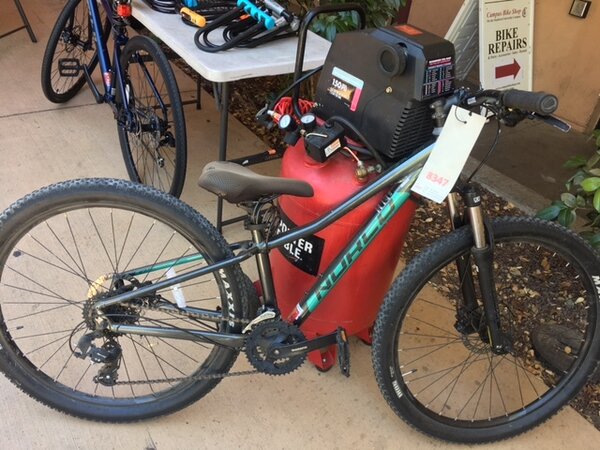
[48,0,100,97]
[122,48,179,194]
[391,232,596,428]
[0,188,235,405]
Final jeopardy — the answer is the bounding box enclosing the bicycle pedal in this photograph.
[336,327,350,377]
[58,58,82,77]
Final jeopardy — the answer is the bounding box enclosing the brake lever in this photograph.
[530,113,571,133]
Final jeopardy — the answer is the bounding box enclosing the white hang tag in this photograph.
[411,106,486,203]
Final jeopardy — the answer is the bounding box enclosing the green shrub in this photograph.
[291,0,406,41]
[537,129,600,247]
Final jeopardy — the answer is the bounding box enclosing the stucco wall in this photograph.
[408,0,600,132]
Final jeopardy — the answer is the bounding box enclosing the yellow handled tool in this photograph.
[180,7,206,28]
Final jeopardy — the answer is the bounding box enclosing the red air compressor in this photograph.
[270,24,455,370]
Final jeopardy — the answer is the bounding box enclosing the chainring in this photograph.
[245,321,306,376]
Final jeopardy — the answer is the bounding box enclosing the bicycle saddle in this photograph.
[198,161,314,203]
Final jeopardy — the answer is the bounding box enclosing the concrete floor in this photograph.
[1,1,599,449]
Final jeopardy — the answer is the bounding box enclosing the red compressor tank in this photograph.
[271,140,416,370]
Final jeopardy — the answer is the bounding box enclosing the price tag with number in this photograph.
[411,106,486,203]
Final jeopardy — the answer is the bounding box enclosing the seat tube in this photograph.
[249,226,277,308]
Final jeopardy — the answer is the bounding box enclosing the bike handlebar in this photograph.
[459,88,559,117]
[501,89,558,115]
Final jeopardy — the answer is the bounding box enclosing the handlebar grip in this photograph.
[502,89,558,115]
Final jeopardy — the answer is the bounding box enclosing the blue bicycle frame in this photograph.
[86,0,127,105]
[85,1,168,131]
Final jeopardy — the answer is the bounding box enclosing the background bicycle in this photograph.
[41,0,187,196]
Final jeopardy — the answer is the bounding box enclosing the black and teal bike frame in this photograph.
[93,143,435,349]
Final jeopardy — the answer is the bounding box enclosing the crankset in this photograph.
[245,321,306,375]
[245,322,352,377]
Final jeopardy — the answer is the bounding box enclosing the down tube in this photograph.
[291,172,419,326]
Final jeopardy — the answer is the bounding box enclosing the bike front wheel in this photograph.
[117,35,187,198]
[373,217,600,443]
[41,0,109,103]
[0,179,248,421]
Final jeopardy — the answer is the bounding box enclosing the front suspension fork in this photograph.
[447,187,508,354]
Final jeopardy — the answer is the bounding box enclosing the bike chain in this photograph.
[116,369,260,385]
[113,302,258,385]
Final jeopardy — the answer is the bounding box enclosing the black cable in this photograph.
[268,66,322,110]
[465,116,501,184]
[326,115,388,169]
[193,2,298,53]
[345,143,372,159]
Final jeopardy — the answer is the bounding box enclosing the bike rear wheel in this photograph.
[373,217,600,443]
[41,0,109,103]
[117,35,187,198]
[0,179,248,421]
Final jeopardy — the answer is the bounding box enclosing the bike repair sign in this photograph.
[479,0,533,90]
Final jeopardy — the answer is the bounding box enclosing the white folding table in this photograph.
[131,0,331,229]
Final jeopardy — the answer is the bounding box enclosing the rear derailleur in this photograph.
[74,333,123,386]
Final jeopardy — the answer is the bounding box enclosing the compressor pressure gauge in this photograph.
[300,113,317,132]
[278,114,297,132]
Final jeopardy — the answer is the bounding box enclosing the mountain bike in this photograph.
[41,0,187,197]
[0,87,598,443]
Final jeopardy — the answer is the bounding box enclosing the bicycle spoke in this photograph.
[122,220,156,273]
[5,265,81,308]
[140,232,178,284]
[385,228,598,431]
[45,221,87,277]
[29,232,87,281]
[66,213,89,284]
[24,331,72,357]
[88,210,116,274]
[0,184,239,416]
[116,212,135,270]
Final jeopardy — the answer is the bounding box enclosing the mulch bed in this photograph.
[168,53,600,430]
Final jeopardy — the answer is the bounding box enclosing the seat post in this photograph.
[248,224,277,309]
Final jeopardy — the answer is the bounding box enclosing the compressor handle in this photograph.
[293,3,367,117]
[501,89,558,115]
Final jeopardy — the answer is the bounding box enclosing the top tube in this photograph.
[263,142,435,252]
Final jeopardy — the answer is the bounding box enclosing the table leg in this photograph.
[216,82,230,232]
[14,0,37,43]
[196,77,202,110]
